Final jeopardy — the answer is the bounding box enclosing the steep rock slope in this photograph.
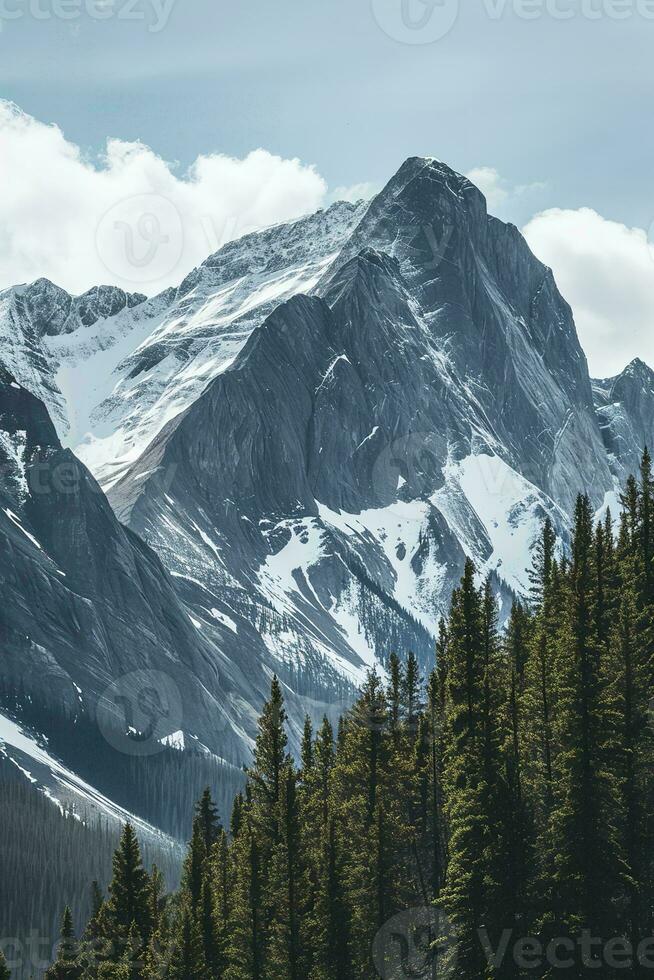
[0,367,295,772]
[0,202,366,489]
[109,159,613,696]
[593,357,654,486]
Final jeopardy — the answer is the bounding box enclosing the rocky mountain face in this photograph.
[593,357,654,486]
[1,157,652,835]
[0,200,366,488]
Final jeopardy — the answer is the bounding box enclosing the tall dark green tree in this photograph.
[102,823,152,948]
[194,789,221,855]
[45,908,82,980]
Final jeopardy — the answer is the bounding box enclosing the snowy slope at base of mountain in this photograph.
[0,711,182,852]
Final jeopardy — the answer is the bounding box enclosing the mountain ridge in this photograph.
[1,156,652,843]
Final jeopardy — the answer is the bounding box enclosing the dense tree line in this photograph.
[0,763,181,978]
[14,454,654,978]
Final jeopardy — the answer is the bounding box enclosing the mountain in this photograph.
[0,201,366,489]
[1,156,652,834]
[107,157,613,694]
[593,357,654,486]
[0,366,261,808]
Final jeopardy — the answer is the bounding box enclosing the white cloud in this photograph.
[466,166,547,219]
[0,101,328,296]
[466,167,509,210]
[523,207,654,379]
[329,181,380,204]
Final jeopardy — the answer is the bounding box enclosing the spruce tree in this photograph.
[248,676,290,844]
[549,495,623,955]
[265,765,304,980]
[194,789,221,854]
[181,819,206,912]
[45,908,82,980]
[102,824,152,950]
[440,559,488,978]
[300,716,314,774]
[225,824,263,980]
[167,906,206,980]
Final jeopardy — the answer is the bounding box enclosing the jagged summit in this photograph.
[0,153,650,799]
[616,356,654,382]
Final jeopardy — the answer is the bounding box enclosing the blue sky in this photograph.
[2,0,654,374]
[2,0,653,225]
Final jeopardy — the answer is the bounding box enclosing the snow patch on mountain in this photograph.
[434,454,568,593]
[0,710,177,844]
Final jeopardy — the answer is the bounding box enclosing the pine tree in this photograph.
[440,559,488,978]
[386,652,402,736]
[401,651,421,734]
[194,789,221,855]
[300,716,314,774]
[528,515,556,607]
[502,601,532,930]
[199,878,220,978]
[248,676,290,844]
[102,824,152,951]
[84,881,105,942]
[225,823,264,980]
[305,817,351,980]
[209,829,232,974]
[230,793,244,839]
[265,765,304,979]
[0,951,9,980]
[45,908,82,980]
[167,906,206,980]
[148,866,165,937]
[181,819,206,912]
[548,495,624,955]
